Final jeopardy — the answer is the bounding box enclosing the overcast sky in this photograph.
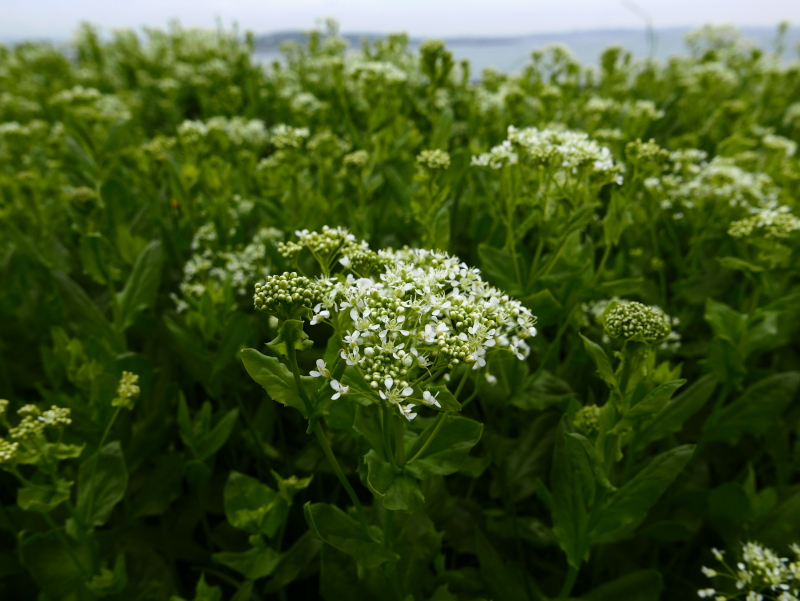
[1,0,798,40]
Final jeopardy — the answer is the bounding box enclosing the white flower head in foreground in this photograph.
[268,227,538,420]
[700,541,800,601]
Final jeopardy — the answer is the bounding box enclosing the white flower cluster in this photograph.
[293,232,538,420]
[345,58,409,88]
[49,85,132,122]
[472,125,623,185]
[270,124,310,149]
[470,140,518,169]
[650,155,781,223]
[177,116,268,148]
[729,205,800,240]
[699,542,800,601]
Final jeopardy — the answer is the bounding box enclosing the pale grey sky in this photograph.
[1,0,798,40]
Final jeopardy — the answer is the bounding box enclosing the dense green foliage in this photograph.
[2,20,800,601]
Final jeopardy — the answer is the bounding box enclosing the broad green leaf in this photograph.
[263,531,322,594]
[196,408,239,461]
[241,348,317,418]
[18,478,73,513]
[583,569,663,601]
[704,298,746,345]
[266,319,314,357]
[170,573,223,601]
[704,372,800,444]
[716,256,764,273]
[551,418,590,569]
[580,334,620,400]
[224,471,287,537]
[76,441,128,526]
[479,244,522,296]
[54,271,123,352]
[590,445,694,544]
[85,554,127,596]
[566,433,616,496]
[303,502,395,569]
[636,374,717,448]
[19,530,93,599]
[404,415,483,480]
[364,450,425,512]
[708,482,751,544]
[214,544,281,580]
[625,380,686,420]
[519,288,563,327]
[475,527,531,601]
[117,240,164,331]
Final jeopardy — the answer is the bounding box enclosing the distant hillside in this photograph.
[254,26,800,72]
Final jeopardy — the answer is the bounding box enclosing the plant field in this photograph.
[2,21,800,601]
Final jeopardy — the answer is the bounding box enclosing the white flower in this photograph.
[697,589,716,599]
[485,373,497,385]
[309,359,330,379]
[701,566,717,578]
[398,404,417,421]
[310,303,330,325]
[330,380,349,400]
[422,390,441,408]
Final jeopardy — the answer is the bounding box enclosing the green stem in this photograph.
[393,415,406,467]
[282,322,372,540]
[407,412,448,464]
[43,512,89,578]
[313,422,372,541]
[454,368,470,399]
[382,405,402,473]
[559,564,579,598]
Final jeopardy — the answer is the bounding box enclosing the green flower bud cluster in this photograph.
[343,149,369,168]
[573,405,601,436]
[416,149,451,171]
[603,301,671,343]
[278,226,363,266]
[625,138,670,165]
[0,401,73,466]
[113,371,140,409]
[68,186,99,214]
[253,272,321,320]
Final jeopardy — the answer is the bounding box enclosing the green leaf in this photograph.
[117,240,164,330]
[272,470,313,504]
[704,372,800,445]
[263,531,322,594]
[170,573,223,601]
[550,418,589,569]
[590,445,694,544]
[54,271,123,352]
[716,256,764,273]
[475,527,531,601]
[613,380,687,435]
[580,334,620,401]
[479,244,522,296]
[196,408,239,461]
[519,288,563,327]
[583,569,663,601]
[566,433,616,496]
[85,554,127,596]
[637,374,717,448]
[267,319,314,357]
[304,502,395,569]
[18,478,73,513]
[214,543,281,580]
[76,441,128,526]
[708,482,751,543]
[364,450,425,512]
[19,530,93,599]
[598,277,644,296]
[241,348,317,418]
[404,415,483,480]
[603,190,632,247]
[224,471,288,538]
[704,298,747,345]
